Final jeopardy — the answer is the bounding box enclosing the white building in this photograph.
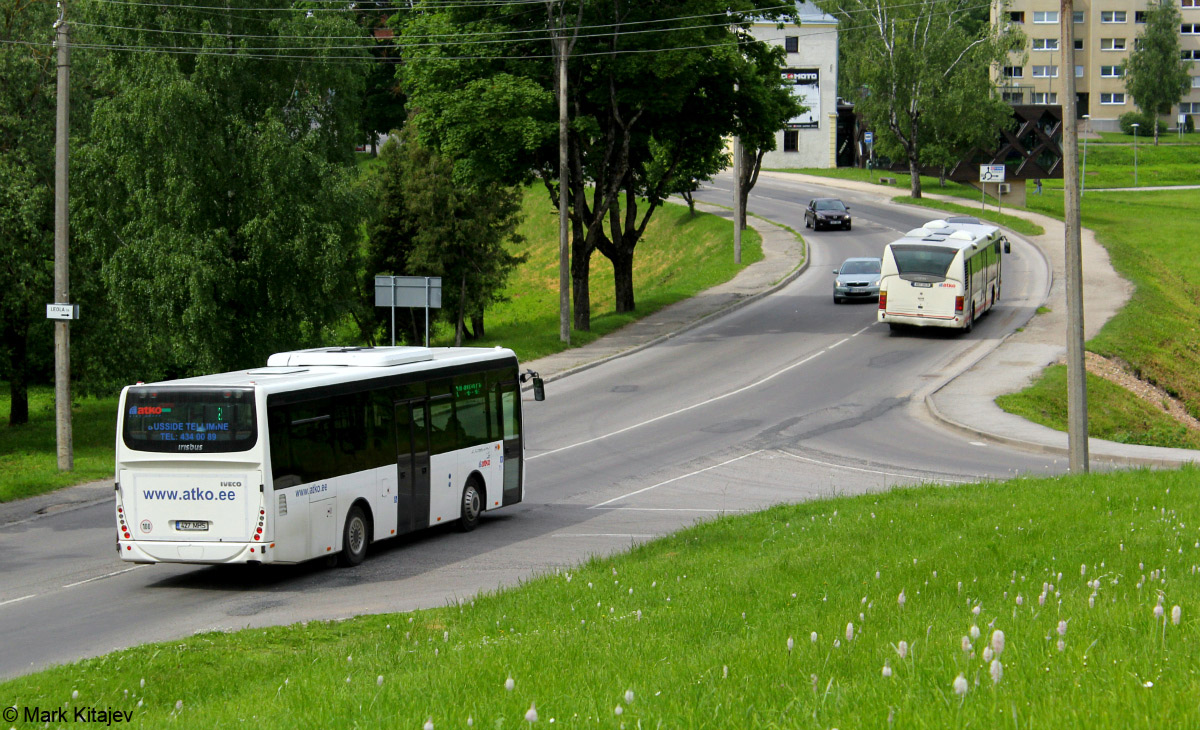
[749,2,841,168]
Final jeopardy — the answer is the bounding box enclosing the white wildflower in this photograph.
[846,623,855,642]
[424,720,434,730]
[625,690,634,704]
[882,663,893,678]
[898,590,906,608]
[1154,604,1165,620]
[377,675,384,686]
[1172,605,1182,625]
[506,677,515,692]
[525,703,538,723]
[972,605,981,616]
[983,646,994,662]
[991,630,1005,657]
[175,700,183,711]
[1058,620,1068,636]
[1057,639,1065,652]
[614,706,623,716]
[811,631,818,644]
[970,625,980,639]
[953,674,968,696]
[72,690,78,700]
[989,659,1003,684]
[961,636,972,653]
[1081,564,1087,576]
[897,640,909,659]
[787,637,794,652]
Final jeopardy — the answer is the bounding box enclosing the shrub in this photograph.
[1118,111,1168,136]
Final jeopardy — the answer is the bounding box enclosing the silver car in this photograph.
[833,257,882,303]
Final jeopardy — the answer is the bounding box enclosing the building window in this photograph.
[1193,76,1200,88]
[1076,65,1085,77]
[1182,102,1200,113]
[1074,10,1085,23]
[1009,11,1024,22]
[784,36,798,53]
[1136,11,1147,23]
[1183,23,1200,34]
[1100,65,1125,77]
[1003,66,1024,78]
[1033,38,1060,51]
[1002,91,1025,103]
[1075,39,1084,50]
[1033,11,1058,23]
[1101,38,1127,51]
[783,130,799,152]
[1101,11,1127,23]
[1183,0,1198,8]
[1032,65,1059,78]
[1184,49,1200,60]
[1032,92,1059,104]
[1100,92,1126,104]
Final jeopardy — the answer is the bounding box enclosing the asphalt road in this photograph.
[0,174,1065,679]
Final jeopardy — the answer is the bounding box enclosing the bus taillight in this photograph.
[954,296,964,313]
[878,291,887,310]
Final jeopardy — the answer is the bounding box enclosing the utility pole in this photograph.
[1059,0,1088,472]
[54,2,73,471]
[549,1,579,344]
[732,83,742,265]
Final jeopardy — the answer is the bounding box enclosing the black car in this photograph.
[805,198,851,231]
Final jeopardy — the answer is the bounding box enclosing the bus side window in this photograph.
[361,392,395,469]
[268,404,301,490]
[289,400,336,484]
[454,373,490,448]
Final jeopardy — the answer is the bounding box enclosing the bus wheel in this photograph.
[340,505,369,567]
[965,305,975,334]
[458,480,483,533]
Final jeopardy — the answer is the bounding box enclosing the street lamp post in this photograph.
[1081,114,1090,196]
[1131,122,1139,186]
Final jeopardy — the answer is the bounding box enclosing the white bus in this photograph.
[877,218,1009,333]
[114,346,542,567]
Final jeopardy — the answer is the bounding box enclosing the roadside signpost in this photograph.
[374,275,442,347]
[46,303,79,320]
[979,164,1005,214]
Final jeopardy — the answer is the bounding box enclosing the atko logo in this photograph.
[128,406,163,415]
[139,519,153,533]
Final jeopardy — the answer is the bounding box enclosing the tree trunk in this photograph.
[470,314,485,339]
[612,246,635,313]
[939,166,948,187]
[571,239,591,331]
[682,190,695,215]
[454,273,466,347]
[907,152,923,199]
[5,321,29,426]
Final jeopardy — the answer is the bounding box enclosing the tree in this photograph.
[1125,0,1191,146]
[920,58,1015,185]
[730,33,806,230]
[0,0,57,425]
[393,126,526,346]
[70,0,370,388]
[823,0,1018,198]
[361,139,423,346]
[399,1,793,330]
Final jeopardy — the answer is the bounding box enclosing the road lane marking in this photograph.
[590,451,763,508]
[531,325,874,462]
[0,594,35,608]
[62,565,142,589]
[776,449,971,484]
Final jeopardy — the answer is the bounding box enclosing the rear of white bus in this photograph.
[877,243,969,330]
[115,385,272,564]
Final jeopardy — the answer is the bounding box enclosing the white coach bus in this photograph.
[877,218,1009,333]
[114,346,543,567]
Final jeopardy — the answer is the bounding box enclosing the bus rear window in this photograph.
[891,245,958,278]
[123,387,257,453]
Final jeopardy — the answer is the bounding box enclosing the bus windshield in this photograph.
[890,245,958,278]
[123,387,257,453]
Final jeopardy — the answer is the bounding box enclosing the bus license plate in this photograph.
[176,520,209,531]
[911,282,932,288]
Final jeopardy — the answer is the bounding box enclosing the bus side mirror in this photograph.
[522,369,546,401]
[1003,237,1011,254]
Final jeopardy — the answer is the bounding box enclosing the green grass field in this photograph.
[427,190,765,362]
[5,468,1198,728]
[0,387,118,502]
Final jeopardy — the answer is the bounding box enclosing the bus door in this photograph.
[498,380,522,505]
[394,398,431,533]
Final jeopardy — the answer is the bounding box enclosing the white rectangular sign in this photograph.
[46,303,79,320]
[979,165,1006,183]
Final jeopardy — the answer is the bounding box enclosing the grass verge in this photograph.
[0,387,118,502]
[889,195,1044,237]
[430,192,765,362]
[4,468,1199,727]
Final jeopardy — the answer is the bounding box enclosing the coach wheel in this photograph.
[340,505,369,567]
[965,304,976,334]
[458,481,482,533]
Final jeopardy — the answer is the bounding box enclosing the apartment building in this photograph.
[994,0,1200,131]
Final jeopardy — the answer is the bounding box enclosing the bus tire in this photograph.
[458,480,483,533]
[965,304,975,334]
[340,505,369,567]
